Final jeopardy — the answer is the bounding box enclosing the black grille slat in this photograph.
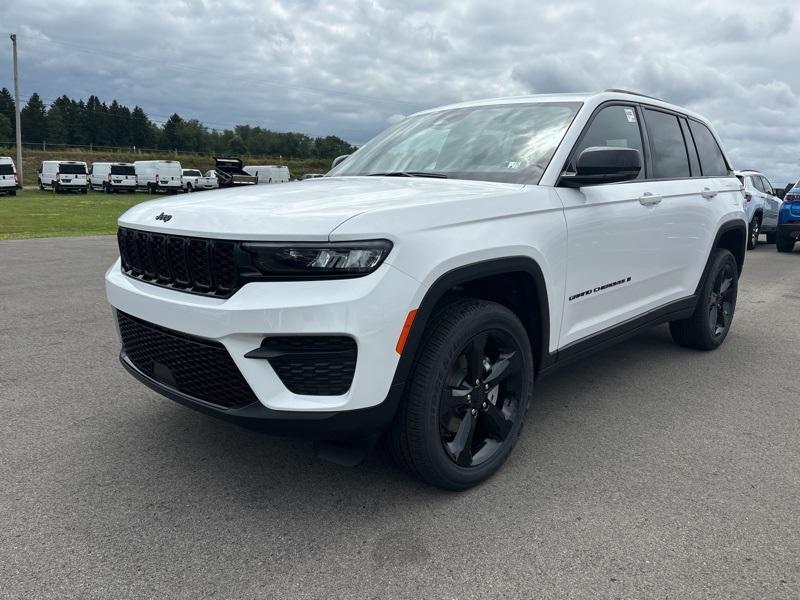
[188,239,212,288]
[167,236,190,286]
[258,336,357,396]
[117,311,257,409]
[211,242,237,292]
[118,228,241,296]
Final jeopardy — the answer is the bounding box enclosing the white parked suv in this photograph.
[735,170,781,248]
[106,90,747,489]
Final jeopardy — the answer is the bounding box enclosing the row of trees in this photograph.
[0,89,356,159]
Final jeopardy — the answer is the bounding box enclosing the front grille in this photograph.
[258,336,357,396]
[117,228,239,297]
[117,311,257,410]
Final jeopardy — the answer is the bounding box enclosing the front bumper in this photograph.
[106,259,419,433]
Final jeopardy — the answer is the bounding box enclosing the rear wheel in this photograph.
[776,234,795,253]
[670,248,738,350]
[747,216,761,249]
[186,183,193,193]
[389,299,533,490]
[9,189,16,196]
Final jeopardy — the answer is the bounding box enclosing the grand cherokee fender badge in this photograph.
[155,212,172,222]
[569,277,632,302]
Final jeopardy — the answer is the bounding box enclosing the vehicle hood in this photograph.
[117,176,525,240]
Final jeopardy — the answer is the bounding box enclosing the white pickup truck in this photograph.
[182,169,218,192]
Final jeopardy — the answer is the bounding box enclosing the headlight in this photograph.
[241,240,393,278]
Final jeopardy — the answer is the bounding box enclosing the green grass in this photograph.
[0,189,143,239]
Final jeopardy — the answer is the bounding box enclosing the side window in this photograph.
[643,109,690,179]
[679,118,701,176]
[572,105,645,179]
[751,176,765,193]
[760,176,774,196]
[688,121,728,176]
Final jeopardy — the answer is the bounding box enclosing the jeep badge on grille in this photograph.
[155,212,172,222]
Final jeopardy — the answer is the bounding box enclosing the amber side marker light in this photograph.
[395,310,417,355]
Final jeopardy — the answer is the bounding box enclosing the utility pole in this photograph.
[10,34,22,186]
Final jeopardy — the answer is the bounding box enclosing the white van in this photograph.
[38,161,89,193]
[90,162,137,193]
[243,165,290,184]
[134,160,182,194]
[0,156,19,196]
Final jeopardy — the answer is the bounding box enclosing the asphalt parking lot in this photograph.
[1,236,798,599]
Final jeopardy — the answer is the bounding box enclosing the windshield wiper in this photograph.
[367,171,448,179]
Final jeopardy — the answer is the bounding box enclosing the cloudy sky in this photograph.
[2,0,799,184]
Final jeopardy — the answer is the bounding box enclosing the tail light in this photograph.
[135,175,138,184]
[108,173,112,182]
[744,192,752,202]
[785,193,800,203]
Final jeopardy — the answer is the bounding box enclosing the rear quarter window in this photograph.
[688,121,728,176]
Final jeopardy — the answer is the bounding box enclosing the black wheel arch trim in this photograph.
[698,219,747,292]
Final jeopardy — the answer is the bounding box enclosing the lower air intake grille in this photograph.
[117,311,257,409]
[259,336,357,396]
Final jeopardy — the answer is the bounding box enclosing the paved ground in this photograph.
[1,236,798,599]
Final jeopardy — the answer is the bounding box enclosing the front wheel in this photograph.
[747,216,760,249]
[388,299,533,490]
[776,234,795,253]
[670,248,738,350]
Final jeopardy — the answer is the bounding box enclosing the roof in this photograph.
[410,90,709,124]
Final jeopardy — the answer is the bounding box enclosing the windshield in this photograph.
[329,102,581,184]
[0,164,14,175]
[59,163,86,175]
[111,165,135,175]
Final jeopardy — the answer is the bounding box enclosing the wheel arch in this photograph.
[698,220,746,293]
[391,257,551,394]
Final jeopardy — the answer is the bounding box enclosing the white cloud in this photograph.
[0,0,799,183]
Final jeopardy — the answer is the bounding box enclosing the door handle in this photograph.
[638,192,662,206]
[701,188,717,199]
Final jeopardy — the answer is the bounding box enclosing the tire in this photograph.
[147,183,155,195]
[104,183,111,194]
[9,189,16,196]
[81,188,88,194]
[747,216,760,249]
[38,180,44,191]
[669,248,738,350]
[765,231,776,244]
[388,299,534,490]
[776,234,795,253]
[186,183,193,193]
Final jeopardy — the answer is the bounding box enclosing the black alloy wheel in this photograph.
[708,261,735,339]
[440,330,523,468]
[389,299,533,490]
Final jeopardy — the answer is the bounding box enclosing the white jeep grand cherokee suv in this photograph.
[106,90,747,489]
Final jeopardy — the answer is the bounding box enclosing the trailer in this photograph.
[213,157,258,187]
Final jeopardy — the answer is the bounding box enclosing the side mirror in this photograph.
[560,147,642,188]
[776,188,786,200]
[331,154,350,169]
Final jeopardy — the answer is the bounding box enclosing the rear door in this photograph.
[638,108,713,302]
[759,176,779,230]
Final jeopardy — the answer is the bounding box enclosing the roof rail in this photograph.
[604,88,665,102]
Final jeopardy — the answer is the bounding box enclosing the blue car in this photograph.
[777,181,800,252]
